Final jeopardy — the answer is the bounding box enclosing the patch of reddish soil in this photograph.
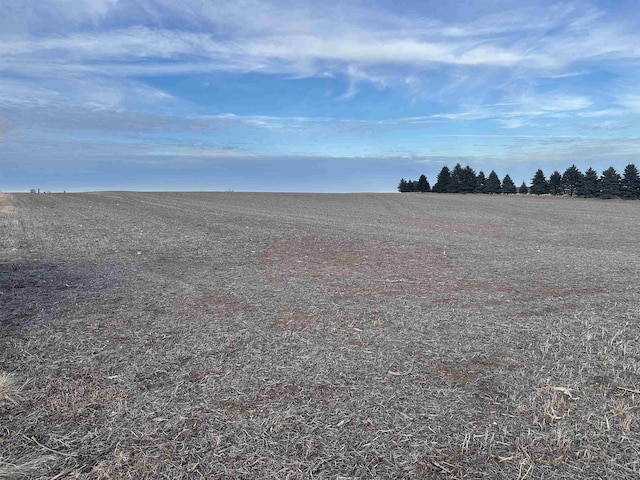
[258,236,468,297]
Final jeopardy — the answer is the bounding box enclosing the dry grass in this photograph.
[44,368,128,418]
[0,375,19,405]
[0,194,10,215]
[1,375,54,480]
[0,456,55,479]
[1,192,639,478]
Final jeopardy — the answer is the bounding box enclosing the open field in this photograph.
[1,192,639,479]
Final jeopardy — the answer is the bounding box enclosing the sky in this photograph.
[1,0,640,192]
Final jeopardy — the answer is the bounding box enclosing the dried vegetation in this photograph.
[0,194,10,215]
[1,192,639,478]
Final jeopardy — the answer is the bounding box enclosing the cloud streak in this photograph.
[2,1,640,82]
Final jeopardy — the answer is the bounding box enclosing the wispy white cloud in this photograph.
[618,94,640,112]
[576,109,625,118]
[0,80,61,107]
[1,1,638,85]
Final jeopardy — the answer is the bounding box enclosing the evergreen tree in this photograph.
[577,168,599,197]
[432,166,451,193]
[449,163,464,193]
[548,171,563,195]
[518,182,529,195]
[398,178,409,192]
[600,166,621,199]
[416,174,431,193]
[530,169,549,195]
[406,180,417,192]
[501,174,517,194]
[484,170,502,194]
[475,171,486,193]
[621,163,640,199]
[461,165,477,193]
[562,165,582,197]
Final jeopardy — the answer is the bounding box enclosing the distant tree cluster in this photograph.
[398,163,640,199]
[397,174,431,192]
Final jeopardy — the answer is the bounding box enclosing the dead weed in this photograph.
[531,385,576,427]
[435,355,524,385]
[44,368,128,418]
[274,307,322,332]
[92,445,187,479]
[0,194,10,215]
[0,375,20,405]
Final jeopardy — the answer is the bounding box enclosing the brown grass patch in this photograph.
[436,355,524,385]
[531,385,576,427]
[176,294,252,323]
[219,399,257,419]
[44,368,128,418]
[0,194,10,215]
[86,315,122,332]
[414,446,478,478]
[274,307,322,331]
[609,399,637,431]
[0,375,20,405]
[92,445,187,479]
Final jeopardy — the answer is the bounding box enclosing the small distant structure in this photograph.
[30,189,37,194]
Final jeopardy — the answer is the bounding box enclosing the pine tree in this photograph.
[416,174,431,193]
[577,168,599,197]
[484,170,502,194]
[432,166,451,193]
[518,182,529,195]
[621,163,640,199]
[562,165,582,197]
[398,178,409,192]
[548,171,563,195]
[449,163,464,193]
[599,166,621,199]
[475,171,486,193]
[530,169,549,195]
[461,165,477,193]
[501,174,517,194]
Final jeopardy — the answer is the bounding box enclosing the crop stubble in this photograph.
[1,192,639,478]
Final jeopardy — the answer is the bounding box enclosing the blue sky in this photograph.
[1,0,640,192]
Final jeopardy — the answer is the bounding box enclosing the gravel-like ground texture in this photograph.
[1,192,639,479]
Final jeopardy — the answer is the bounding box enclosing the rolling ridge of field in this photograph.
[1,192,639,479]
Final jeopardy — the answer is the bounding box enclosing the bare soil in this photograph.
[1,192,639,478]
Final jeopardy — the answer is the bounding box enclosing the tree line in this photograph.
[398,163,640,199]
